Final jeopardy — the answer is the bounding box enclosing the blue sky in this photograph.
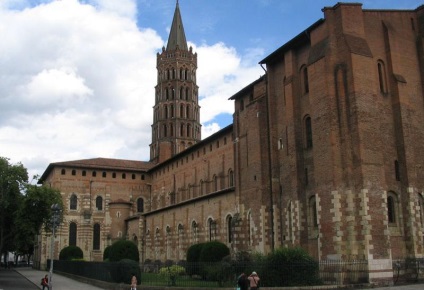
[0,0,422,179]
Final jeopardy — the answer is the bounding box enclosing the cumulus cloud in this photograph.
[0,0,264,179]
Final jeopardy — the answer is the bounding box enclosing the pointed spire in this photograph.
[166,0,188,51]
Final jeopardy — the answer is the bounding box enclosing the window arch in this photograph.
[69,222,77,246]
[419,194,424,228]
[208,218,216,241]
[377,60,388,94]
[308,195,318,228]
[248,211,252,245]
[96,196,103,211]
[228,169,234,187]
[300,65,309,94]
[93,223,100,250]
[137,198,144,213]
[200,180,204,196]
[70,194,77,210]
[304,115,313,149]
[227,215,233,243]
[191,221,198,243]
[387,191,399,225]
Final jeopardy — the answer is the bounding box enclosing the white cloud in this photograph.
[0,0,264,179]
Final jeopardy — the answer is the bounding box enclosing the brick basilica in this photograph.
[35,2,424,284]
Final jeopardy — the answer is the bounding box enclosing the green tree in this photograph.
[15,183,62,263]
[0,157,28,262]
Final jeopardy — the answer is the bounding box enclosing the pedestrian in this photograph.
[248,271,260,290]
[237,272,249,290]
[130,273,137,290]
[41,274,49,290]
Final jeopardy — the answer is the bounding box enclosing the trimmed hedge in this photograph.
[59,246,83,261]
[110,259,141,284]
[109,240,139,262]
[199,241,230,263]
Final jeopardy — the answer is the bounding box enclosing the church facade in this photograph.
[36,2,424,284]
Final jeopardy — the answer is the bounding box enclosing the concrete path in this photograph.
[1,266,423,290]
[0,267,103,290]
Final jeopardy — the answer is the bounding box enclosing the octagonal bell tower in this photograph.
[150,0,201,164]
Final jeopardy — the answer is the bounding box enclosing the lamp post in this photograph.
[49,204,61,290]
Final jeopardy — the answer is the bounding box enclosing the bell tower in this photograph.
[150,1,201,163]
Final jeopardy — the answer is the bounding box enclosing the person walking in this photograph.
[237,272,249,290]
[41,274,49,290]
[248,271,260,290]
[130,273,137,290]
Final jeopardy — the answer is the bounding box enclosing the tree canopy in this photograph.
[0,156,62,263]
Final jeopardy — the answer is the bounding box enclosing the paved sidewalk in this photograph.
[3,267,423,290]
[14,267,104,290]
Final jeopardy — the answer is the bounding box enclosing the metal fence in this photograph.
[393,258,424,284]
[52,259,372,288]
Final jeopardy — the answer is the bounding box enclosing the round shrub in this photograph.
[262,247,321,287]
[103,245,111,261]
[110,259,141,284]
[109,240,139,262]
[59,246,83,261]
[199,241,230,263]
[187,243,205,263]
[186,243,205,275]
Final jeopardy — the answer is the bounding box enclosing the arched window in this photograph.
[180,104,184,118]
[248,211,252,245]
[72,169,76,176]
[395,160,400,181]
[419,194,424,228]
[227,215,233,243]
[170,105,174,118]
[186,105,190,119]
[137,198,144,213]
[305,115,313,149]
[96,196,103,211]
[309,196,318,228]
[200,180,204,196]
[93,223,100,250]
[387,192,398,224]
[70,194,77,210]
[69,222,77,246]
[102,172,106,178]
[82,170,86,176]
[377,60,388,94]
[61,169,66,175]
[191,221,198,243]
[301,65,309,94]
[187,124,191,138]
[300,65,309,94]
[122,173,126,179]
[208,218,216,241]
[92,171,97,177]
[228,170,234,187]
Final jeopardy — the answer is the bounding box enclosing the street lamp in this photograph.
[49,203,61,290]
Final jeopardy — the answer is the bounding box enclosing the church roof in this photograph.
[166,1,188,51]
[38,157,154,183]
